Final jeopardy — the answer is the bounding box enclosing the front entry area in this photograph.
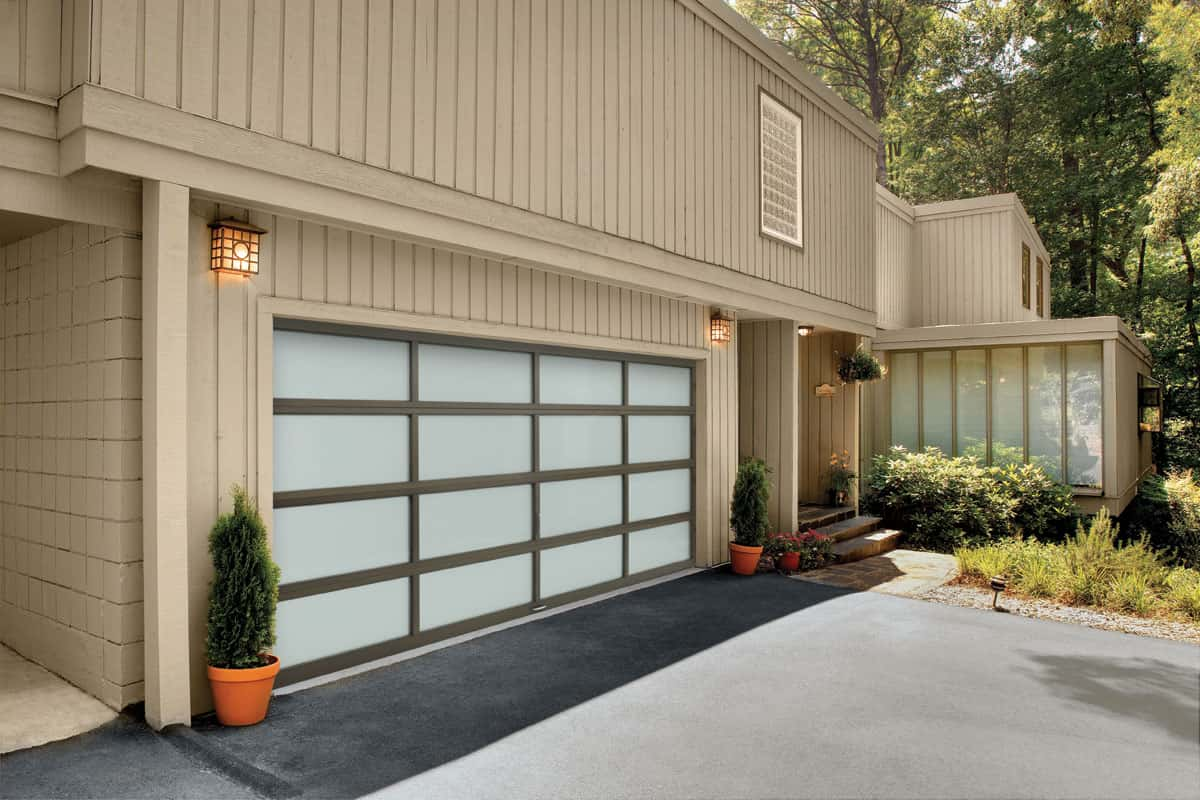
[269,323,697,684]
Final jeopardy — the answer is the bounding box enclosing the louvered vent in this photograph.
[760,93,803,246]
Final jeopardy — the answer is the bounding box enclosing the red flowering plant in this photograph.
[765,531,804,557]
[796,530,835,570]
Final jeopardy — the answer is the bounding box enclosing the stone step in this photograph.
[833,529,904,564]
[811,515,882,543]
[797,505,856,528]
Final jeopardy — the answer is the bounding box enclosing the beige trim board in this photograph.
[60,85,876,336]
[0,166,141,231]
[875,184,915,222]
[874,317,1150,361]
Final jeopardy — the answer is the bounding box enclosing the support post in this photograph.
[142,180,192,729]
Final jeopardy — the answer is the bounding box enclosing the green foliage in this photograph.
[207,486,281,669]
[1124,469,1200,566]
[730,458,771,548]
[956,511,1198,620]
[765,531,802,556]
[863,447,1016,551]
[796,532,836,571]
[837,349,884,383]
[991,463,1078,540]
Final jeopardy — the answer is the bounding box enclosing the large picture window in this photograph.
[887,343,1103,490]
[760,92,803,247]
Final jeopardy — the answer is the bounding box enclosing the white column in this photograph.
[142,180,192,729]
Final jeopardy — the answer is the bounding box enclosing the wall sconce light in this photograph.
[797,324,814,337]
[209,219,267,276]
[709,312,733,344]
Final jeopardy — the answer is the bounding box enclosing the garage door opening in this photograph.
[270,321,696,684]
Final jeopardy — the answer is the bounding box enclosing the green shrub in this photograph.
[1164,471,1200,567]
[864,448,1014,552]
[990,463,1076,541]
[207,485,281,669]
[730,458,771,548]
[1166,569,1200,620]
[796,531,835,570]
[1107,573,1154,616]
[1060,509,1122,605]
[837,348,884,383]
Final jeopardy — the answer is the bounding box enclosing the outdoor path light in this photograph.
[991,575,1008,611]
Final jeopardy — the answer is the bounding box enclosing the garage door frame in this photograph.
[271,317,697,685]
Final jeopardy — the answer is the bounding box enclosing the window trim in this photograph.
[1021,243,1032,309]
[758,90,804,249]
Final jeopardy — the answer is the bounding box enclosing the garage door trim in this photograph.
[271,319,697,685]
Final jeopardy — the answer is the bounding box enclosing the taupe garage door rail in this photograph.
[272,319,696,684]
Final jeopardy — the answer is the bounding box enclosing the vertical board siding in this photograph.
[737,320,799,532]
[796,331,859,504]
[0,0,62,98]
[90,0,876,311]
[875,191,916,330]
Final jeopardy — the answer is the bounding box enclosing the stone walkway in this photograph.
[793,548,959,596]
[0,644,116,753]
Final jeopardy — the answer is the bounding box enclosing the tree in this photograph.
[735,0,951,185]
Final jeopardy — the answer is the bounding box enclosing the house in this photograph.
[0,0,1154,731]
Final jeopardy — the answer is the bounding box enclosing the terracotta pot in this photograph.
[207,655,280,726]
[776,552,801,572]
[729,543,764,576]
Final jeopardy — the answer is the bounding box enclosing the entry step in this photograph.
[797,505,856,528]
[811,515,883,543]
[832,529,904,563]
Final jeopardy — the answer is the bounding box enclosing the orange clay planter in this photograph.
[776,552,801,573]
[207,655,280,726]
[729,543,764,576]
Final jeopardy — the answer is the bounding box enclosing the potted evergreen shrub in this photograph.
[729,458,771,575]
[206,485,282,726]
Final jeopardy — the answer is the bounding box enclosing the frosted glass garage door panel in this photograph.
[539,356,622,405]
[418,344,531,403]
[628,469,690,521]
[274,497,409,583]
[539,476,622,537]
[420,555,532,630]
[627,416,690,463]
[418,416,531,479]
[274,415,409,491]
[629,522,691,573]
[274,331,409,400]
[275,578,409,666]
[627,363,690,406]
[540,536,623,598]
[538,416,622,471]
[419,485,532,558]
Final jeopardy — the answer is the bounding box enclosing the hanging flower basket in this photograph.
[837,349,884,384]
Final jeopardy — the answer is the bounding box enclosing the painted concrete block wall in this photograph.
[80,0,878,310]
[0,222,144,710]
[183,200,736,712]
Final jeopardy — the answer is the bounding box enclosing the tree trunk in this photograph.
[1133,236,1146,331]
[1179,228,1199,383]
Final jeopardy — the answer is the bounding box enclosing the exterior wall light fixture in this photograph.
[710,311,733,344]
[797,324,814,337]
[209,219,267,276]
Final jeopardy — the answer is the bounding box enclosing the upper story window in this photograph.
[760,92,803,247]
[1036,256,1045,317]
[1021,244,1031,309]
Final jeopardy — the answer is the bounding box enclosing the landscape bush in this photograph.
[955,510,1200,622]
[1123,470,1200,568]
[863,447,1078,551]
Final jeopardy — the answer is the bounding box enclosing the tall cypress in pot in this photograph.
[206,485,282,725]
[729,458,772,575]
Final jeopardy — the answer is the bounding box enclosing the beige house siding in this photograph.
[875,187,916,330]
[83,0,877,308]
[0,221,144,710]
[797,331,860,505]
[183,199,737,712]
[737,320,798,532]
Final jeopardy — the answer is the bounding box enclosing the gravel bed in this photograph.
[919,582,1200,645]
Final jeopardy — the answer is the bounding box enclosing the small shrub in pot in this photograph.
[729,458,771,575]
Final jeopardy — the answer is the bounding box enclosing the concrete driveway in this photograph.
[2,571,1197,800]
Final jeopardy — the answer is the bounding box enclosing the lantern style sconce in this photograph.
[209,219,267,276]
[797,324,814,337]
[709,311,733,344]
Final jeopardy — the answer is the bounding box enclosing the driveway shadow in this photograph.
[189,570,851,799]
[1017,651,1200,745]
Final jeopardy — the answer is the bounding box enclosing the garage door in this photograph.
[270,321,695,684]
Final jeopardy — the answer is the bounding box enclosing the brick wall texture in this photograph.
[0,222,143,709]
